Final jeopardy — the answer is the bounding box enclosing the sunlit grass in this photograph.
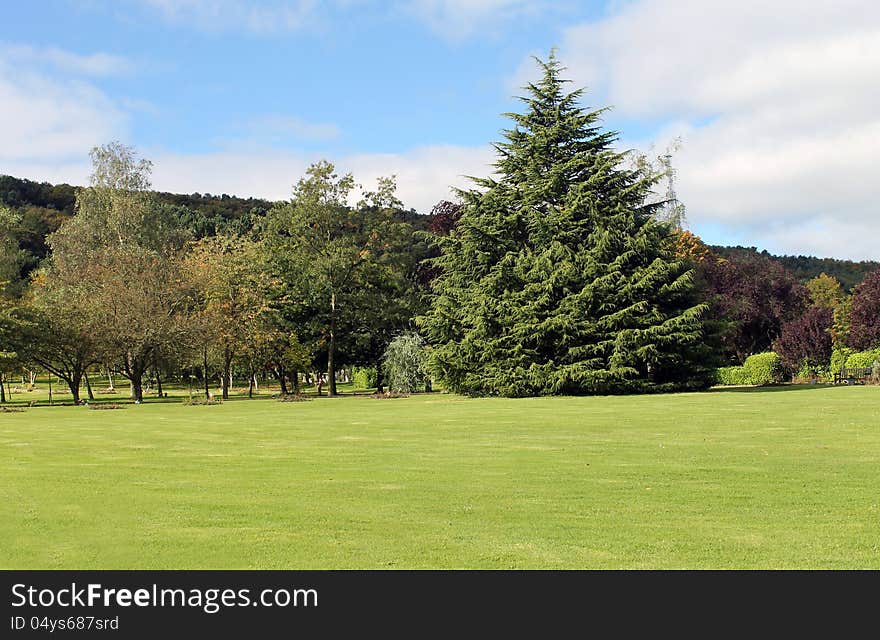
[2,385,879,568]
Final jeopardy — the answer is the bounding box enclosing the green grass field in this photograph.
[2,385,880,569]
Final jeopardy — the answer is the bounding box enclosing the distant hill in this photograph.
[710,245,879,292]
[3,174,876,292]
[0,174,275,274]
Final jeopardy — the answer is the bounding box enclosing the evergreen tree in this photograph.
[420,53,715,396]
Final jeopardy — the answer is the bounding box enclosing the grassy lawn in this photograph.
[2,385,880,569]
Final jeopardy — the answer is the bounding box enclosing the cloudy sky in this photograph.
[2,1,878,259]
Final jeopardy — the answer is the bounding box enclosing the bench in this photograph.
[833,367,873,385]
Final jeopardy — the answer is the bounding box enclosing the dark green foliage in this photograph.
[420,54,716,396]
[0,174,275,285]
[711,245,880,292]
[262,162,423,395]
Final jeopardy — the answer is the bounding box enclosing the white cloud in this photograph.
[344,143,495,210]
[245,115,342,143]
[134,0,551,36]
[149,143,494,212]
[0,43,132,76]
[138,0,319,32]
[551,0,880,259]
[0,49,128,171]
[404,0,549,38]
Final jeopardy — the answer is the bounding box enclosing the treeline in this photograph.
[6,173,874,301]
[0,174,281,293]
[683,234,880,379]
[710,245,879,292]
[2,54,880,403]
[1,144,437,404]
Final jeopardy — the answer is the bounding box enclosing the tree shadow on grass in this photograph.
[708,384,840,394]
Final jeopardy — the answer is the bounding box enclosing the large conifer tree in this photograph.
[420,54,715,396]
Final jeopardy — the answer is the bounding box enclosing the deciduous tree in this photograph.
[848,268,880,350]
[773,306,833,376]
[263,162,415,396]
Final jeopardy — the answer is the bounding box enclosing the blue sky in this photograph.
[2,1,878,259]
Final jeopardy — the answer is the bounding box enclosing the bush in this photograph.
[716,366,749,385]
[383,332,430,394]
[742,352,784,385]
[715,353,784,386]
[830,347,852,376]
[351,366,377,390]
[795,361,827,383]
[844,348,880,369]
[773,306,832,376]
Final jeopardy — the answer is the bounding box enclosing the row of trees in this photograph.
[689,240,880,379]
[2,53,879,401]
[0,144,428,403]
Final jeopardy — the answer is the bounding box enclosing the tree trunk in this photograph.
[328,293,337,396]
[67,373,82,405]
[131,376,143,403]
[248,369,254,398]
[203,346,210,400]
[276,365,288,396]
[155,370,163,397]
[0,373,5,403]
[106,367,114,391]
[48,374,53,406]
[375,357,384,394]
[222,345,232,400]
[85,370,95,401]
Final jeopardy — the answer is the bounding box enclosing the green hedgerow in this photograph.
[844,348,880,370]
[742,352,784,385]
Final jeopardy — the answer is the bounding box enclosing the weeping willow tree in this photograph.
[420,53,715,396]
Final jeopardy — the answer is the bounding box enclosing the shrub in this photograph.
[182,396,221,406]
[382,332,430,394]
[716,365,749,385]
[352,366,377,390]
[844,348,880,369]
[795,361,827,383]
[773,306,832,376]
[830,347,853,376]
[742,352,784,385]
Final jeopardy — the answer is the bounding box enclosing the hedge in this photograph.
[844,348,880,369]
[715,352,783,386]
[716,366,749,385]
